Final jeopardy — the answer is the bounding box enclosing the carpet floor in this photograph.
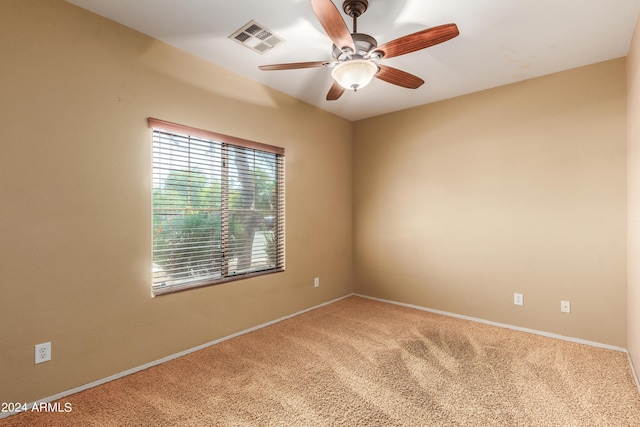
[3,296,640,426]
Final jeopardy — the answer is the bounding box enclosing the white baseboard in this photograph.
[628,352,640,394]
[355,293,628,352]
[0,293,353,420]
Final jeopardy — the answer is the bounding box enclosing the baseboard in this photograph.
[0,293,354,420]
[355,294,628,353]
[629,352,640,394]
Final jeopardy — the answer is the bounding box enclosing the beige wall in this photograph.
[628,13,640,373]
[0,0,353,403]
[353,59,627,347]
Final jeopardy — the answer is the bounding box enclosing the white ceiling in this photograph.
[66,0,640,121]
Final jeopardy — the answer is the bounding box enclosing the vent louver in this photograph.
[229,20,285,54]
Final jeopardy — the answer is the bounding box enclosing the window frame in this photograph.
[148,118,285,295]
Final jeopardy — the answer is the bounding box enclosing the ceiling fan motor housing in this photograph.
[332,33,378,60]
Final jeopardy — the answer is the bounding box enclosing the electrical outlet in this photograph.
[35,342,51,364]
[561,300,571,313]
[514,293,523,306]
[314,277,319,288]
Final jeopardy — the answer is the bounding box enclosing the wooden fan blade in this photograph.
[311,0,355,52]
[375,23,459,59]
[259,61,329,71]
[375,64,425,89]
[326,80,345,101]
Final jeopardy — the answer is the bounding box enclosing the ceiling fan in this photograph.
[259,0,459,101]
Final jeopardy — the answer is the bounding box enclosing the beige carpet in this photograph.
[3,296,640,426]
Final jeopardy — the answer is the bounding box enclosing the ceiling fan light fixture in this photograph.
[331,59,378,91]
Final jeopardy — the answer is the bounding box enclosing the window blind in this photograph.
[149,118,285,295]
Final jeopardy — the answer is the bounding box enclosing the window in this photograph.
[149,118,284,295]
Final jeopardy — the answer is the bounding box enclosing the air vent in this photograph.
[229,20,285,54]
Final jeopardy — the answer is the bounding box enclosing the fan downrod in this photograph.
[343,0,368,33]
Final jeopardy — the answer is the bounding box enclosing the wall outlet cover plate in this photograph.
[35,342,51,364]
[514,293,523,306]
